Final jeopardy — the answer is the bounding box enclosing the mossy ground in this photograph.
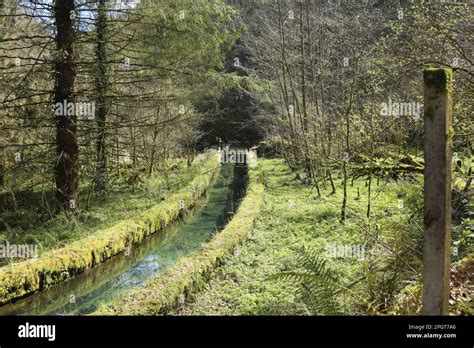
[174,158,472,315]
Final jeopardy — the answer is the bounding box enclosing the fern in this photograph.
[268,247,343,315]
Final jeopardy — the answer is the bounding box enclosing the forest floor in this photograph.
[174,158,472,315]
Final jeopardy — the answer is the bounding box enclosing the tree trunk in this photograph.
[0,148,4,188]
[0,165,4,188]
[148,108,160,177]
[94,0,109,192]
[340,75,355,223]
[54,0,78,212]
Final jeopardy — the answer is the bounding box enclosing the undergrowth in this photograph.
[175,158,472,315]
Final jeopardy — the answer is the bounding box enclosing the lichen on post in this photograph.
[422,68,453,315]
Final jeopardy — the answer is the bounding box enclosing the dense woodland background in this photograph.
[0,0,472,315]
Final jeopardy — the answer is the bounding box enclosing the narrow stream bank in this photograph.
[0,164,248,315]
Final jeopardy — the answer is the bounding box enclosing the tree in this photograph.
[94,0,109,192]
[53,0,79,212]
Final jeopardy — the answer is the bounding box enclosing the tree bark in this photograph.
[148,107,160,176]
[94,0,109,192]
[54,0,78,212]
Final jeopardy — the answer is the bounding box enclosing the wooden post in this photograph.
[422,68,453,315]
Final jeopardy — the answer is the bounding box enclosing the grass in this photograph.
[0,153,216,256]
[174,158,472,315]
[93,161,265,315]
[0,152,221,305]
[2,155,470,314]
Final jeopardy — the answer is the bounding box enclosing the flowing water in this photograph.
[0,165,246,315]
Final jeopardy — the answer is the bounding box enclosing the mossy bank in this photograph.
[93,160,265,315]
[0,152,221,306]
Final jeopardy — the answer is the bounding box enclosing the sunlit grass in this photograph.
[177,158,472,315]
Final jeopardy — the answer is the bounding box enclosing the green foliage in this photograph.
[93,161,264,315]
[0,155,216,252]
[141,0,242,99]
[166,158,471,316]
[0,153,221,305]
[269,247,342,315]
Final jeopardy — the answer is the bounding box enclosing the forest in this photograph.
[0,0,472,320]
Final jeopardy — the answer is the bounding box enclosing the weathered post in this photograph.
[422,68,453,315]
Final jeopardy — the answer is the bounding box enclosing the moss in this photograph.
[446,126,455,141]
[92,163,265,315]
[423,68,452,93]
[423,68,452,123]
[0,152,220,306]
